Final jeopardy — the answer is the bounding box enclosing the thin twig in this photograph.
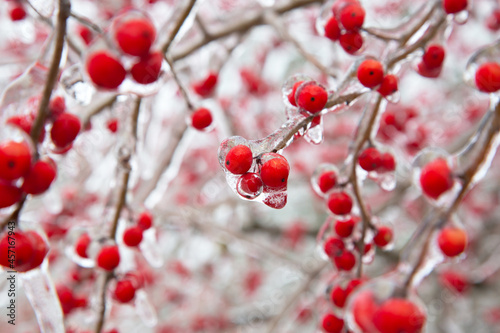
[165,55,195,110]
[402,101,500,294]
[172,0,324,61]
[264,10,337,78]
[82,95,118,128]
[161,0,198,54]
[94,97,141,333]
[69,11,103,34]
[266,261,328,333]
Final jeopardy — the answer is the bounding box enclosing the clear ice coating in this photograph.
[134,289,158,327]
[20,266,65,333]
[218,137,288,209]
[139,228,164,268]
[60,64,94,105]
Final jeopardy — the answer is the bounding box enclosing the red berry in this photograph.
[9,4,26,21]
[137,211,153,230]
[238,173,263,196]
[345,278,364,297]
[340,3,365,31]
[422,45,445,69]
[296,83,328,113]
[225,145,253,174]
[107,118,119,133]
[373,226,393,247]
[339,31,364,55]
[379,152,396,172]
[123,226,143,247]
[475,62,500,93]
[0,181,22,209]
[57,285,76,314]
[416,61,442,78]
[334,251,356,271]
[49,96,66,118]
[287,81,303,106]
[352,291,379,333]
[75,233,91,258]
[50,113,81,148]
[78,25,93,45]
[324,237,345,258]
[321,313,344,333]
[377,74,399,97]
[443,0,468,14]
[96,245,120,271]
[331,286,347,308]
[260,156,290,189]
[334,217,356,238]
[115,18,156,57]
[358,147,382,171]
[419,158,453,199]
[486,10,500,31]
[439,270,469,293]
[0,230,47,272]
[87,51,126,89]
[21,158,57,195]
[0,140,31,181]
[437,227,467,257]
[357,59,384,88]
[192,72,218,97]
[130,51,163,84]
[114,280,136,303]
[0,230,32,270]
[26,231,48,271]
[318,170,337,193]
[6,115,33,137]
[324,16,341,41]
[191,107,213,130]
[373,298,426,333]
[327,192,353,215]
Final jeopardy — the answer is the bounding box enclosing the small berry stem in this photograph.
[161,0,198,55]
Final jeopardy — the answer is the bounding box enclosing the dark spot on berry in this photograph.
[226,161,230,165]
[369,71,374,75]
[311,97,315,101]
[282,178,285,182]
[7,161,15,168]
[351,13,356,17]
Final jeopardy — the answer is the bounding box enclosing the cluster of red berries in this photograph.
[357,59,398,98]
[323,220,394,272]
[0,140,57,208]
[311,168,355,216]
[351,290,426,333]
[86,13,162,89]
[8,95,81,152]
[475,62,500,93]
[358,147,396,173]
[222,143,290,208]
[123,211,154,247]
[322,0,366,55]
[0,229,48,272]
[321,278,365,332]
[56,285,88,315]
[417,44,446,78]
